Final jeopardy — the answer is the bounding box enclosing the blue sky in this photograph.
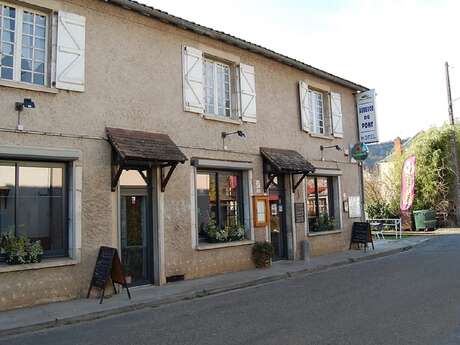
[141,0,460,142]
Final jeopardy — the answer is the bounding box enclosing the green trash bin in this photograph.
[413,210,437,231]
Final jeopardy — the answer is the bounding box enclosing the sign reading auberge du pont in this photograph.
[356,89,379,143]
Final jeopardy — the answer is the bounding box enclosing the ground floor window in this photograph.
[196,169,246,243]
[307,176,340,232]
[0,161,67,257]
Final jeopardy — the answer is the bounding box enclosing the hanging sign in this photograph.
[400,156,416,211]
[356,90,379,143]
[351,143,369,161]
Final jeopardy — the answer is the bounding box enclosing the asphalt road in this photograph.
[3,236,460,345]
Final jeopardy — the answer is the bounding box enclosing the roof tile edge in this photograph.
[103,0,368,92]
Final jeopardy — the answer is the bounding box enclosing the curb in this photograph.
[0,239,430,338]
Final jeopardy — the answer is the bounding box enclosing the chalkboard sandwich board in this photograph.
[349,222,374,252]
[87,246,132,304]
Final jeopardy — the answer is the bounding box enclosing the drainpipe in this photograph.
[353,92,366,221]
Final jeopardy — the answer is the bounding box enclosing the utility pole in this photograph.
[445,61,460,225]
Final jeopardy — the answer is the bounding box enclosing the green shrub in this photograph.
[366,201,398,219]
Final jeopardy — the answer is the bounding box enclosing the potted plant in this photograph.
[252,241,274,268]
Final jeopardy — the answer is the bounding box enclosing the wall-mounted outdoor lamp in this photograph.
[221,130,246,150]
[320,144,341,161]
[15,98,35,131]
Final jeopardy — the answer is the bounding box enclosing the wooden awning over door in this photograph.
[260,147,315,192]
[106,127,187,192]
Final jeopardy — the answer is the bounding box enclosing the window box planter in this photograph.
[1,234,44,265]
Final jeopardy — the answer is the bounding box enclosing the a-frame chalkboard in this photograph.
[349,222,374,252]
[87,246,132,304]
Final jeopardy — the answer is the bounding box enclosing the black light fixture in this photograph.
[320,144,342,161]
[15,98,35,131]
[15,98,35,112]
[221,130,246,139]
[221,130,246,150]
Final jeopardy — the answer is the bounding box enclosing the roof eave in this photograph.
[103,0,369,92]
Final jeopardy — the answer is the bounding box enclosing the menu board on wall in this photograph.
[348,196,362,218]
[294,203,305,223]
[252,195,269,227]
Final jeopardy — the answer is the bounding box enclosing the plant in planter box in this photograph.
[27,240,44,263]
[0,234,44,265]
[0,232,13,255]
[227,224,245,241]
[252,241,274,268]
[3,235,28,265]
[206,220,229,243]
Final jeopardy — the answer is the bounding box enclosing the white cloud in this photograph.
[139,0,460,141]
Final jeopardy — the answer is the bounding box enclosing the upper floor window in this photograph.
[0,2,48,86]
[203,58,231,117]
[182,46,257,123]
[299,81,343,137]
[308,90,325,135]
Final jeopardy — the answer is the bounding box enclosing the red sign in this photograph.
[400,156,416,211]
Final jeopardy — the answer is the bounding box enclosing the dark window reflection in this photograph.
[0,164,15,235]
[0,162,67,257]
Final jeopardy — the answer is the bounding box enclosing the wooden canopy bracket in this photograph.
[161,163,178,192]
[111,150,124,192]
[137,170,149,185]
[291,173,308,193]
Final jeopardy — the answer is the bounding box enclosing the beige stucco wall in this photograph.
[0,0,363,310]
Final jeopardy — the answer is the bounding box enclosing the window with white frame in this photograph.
[308,90,325,134]
[203,58,231,117]
[0,2,48,86]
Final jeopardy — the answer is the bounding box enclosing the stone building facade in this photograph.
[0,0,369,310]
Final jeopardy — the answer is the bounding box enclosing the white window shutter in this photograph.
[239,63,257,123]
[182,46,204,113]
[331,92,344,137]
[299,81,310,132]
[56,12,86,92]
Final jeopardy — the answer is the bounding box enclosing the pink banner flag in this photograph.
[400,156,416,211]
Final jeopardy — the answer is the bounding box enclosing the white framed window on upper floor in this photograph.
[203,58,232,118]
[0,2,86,92]
[299,81,344,138]
[308,89,325,135]
[183,45,257,123]
[0,2,48,86]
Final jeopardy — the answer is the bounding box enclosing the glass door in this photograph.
[120,190,149,286]
[269,176,287,260]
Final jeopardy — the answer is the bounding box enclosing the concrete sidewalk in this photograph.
[0,237,430,337]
